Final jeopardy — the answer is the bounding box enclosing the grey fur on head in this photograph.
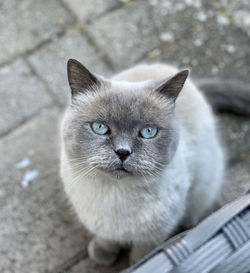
[63,59,188,179]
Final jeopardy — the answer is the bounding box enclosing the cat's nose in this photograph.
[115,149,131,162]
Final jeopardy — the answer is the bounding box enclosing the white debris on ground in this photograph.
[217,14,230,26]
[16,157,31,169]
[233,10,250,31]
[194,39,203,47]
[225,44,235,54]
[196,11,207,22]
[21,170,39,188]
[160,32,174,42]
[211,65,219,75]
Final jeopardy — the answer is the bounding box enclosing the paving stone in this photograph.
[222,152,250,205]
[0,0,74,65]
[0,59,52,136]
[61,0,121,22]
[143,0,250,81]
[0,109,89,273]
[87,0,160,70]
[217,114,250,162]
[28,29,112,107]
[215,112,250,205]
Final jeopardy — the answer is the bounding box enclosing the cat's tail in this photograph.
[197,79,250,116]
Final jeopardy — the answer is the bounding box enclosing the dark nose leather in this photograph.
[115,149,131,161]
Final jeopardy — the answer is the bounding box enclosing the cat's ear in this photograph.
[67,59,100,95]
[156,70,189,102]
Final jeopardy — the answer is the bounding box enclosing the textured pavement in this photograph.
[0,0,250,272]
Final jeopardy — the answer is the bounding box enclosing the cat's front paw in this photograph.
[88,237,120,266]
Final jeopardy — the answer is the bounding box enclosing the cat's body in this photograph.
[60,62,224,264]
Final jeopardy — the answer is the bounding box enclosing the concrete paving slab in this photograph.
[61,0,121,22]
[217,114,250,162]
[87,0,160,70]
[0,59,52,136]
[0,109,88,273]
[144,0,250,81]
[0,0,74,65]
[222,152,250,205]
[28,29,112,107]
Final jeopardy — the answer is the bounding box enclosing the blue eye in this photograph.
[91,122,109,135]
[140,126,158,139]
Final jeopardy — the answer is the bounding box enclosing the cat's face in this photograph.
[62,59,188,179]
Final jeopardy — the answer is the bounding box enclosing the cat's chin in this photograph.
[111,170,133,179]
[99,167,133,179]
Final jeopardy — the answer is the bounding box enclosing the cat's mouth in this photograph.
[116,166,130,173]
[99,165,133,178]
[111,166,132,179]
[97,163,133,178]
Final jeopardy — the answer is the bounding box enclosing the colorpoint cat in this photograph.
[60,59,249,265]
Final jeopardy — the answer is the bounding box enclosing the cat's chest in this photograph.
[68,177,160,221]
[64,174,186,241]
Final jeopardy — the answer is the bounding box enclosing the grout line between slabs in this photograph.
[0,105,60,141]
[58,0,135,72]
[57,0,78,24]
[24,58,64,109]
[0,1,76,70]
[78,25,116,72]
[0,38,53,70]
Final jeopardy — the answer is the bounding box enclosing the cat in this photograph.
[60,59,232,266]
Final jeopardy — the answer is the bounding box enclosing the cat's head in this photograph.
[62,59,188,180]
